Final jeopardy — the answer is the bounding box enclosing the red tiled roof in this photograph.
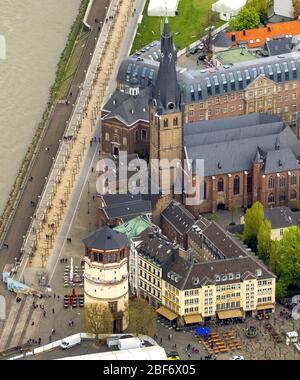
[226,20,300,48]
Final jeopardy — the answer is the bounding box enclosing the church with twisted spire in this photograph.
[100,18,300,214]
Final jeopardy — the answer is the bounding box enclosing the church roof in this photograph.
[102,86,151,127]
[183,113,300,176]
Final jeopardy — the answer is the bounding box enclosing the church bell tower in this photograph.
[149,18,182,193]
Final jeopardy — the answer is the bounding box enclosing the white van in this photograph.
[60,335,81,350]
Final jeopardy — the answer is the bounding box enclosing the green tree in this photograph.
[84,303,114,343]
[128,298,157,337]
[279,227,300,289]
[247,0,271,24]
[229,6,260,31]
[269,240,281,275]
[257,219,271,262]
[242,202,264,249]
[269,227,300,298]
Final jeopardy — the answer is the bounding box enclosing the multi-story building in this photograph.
[83,226,129,332]
[135,230,180,309]
[101,19,300,213]
[133,211,276,324]
[161,201,195,249]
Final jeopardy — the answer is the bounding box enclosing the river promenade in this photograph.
[0,0,110,273]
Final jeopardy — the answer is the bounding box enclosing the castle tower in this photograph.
[83,226,129,333]
[150,18,182,194]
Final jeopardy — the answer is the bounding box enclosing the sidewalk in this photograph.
[0,0,111,273]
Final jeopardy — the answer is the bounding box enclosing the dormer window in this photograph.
[236,273,240,279]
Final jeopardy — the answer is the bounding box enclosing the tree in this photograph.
[229,6,260,31]
[84,303,114,343]
[242,201,264,245]
[269,240,281,275]
[293,0,300,19]
[247,0,271,24]
[127,298,157,337]
[257,219,271,262]
[279,227,300,289]
[269,226,300,298]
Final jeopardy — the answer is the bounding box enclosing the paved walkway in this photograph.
[0,0,143,352]
[0,0,110,272]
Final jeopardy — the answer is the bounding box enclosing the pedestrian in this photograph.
[94,137,96,142]
[168,334,170,340]
[70,92,72,97]
[38,337,41,345]
[43,310,46,317]
[98,137,100,143]
[31,321,35,326]
[169,333,172,340]
[51,328,55,335]
[57,295,60,301]
[92,195,95,201]
[52,308,55,314]
[91,167,94,173]
[49,335,52,342]
[160,337,162,343]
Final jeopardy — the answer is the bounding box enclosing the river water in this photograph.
[0,0,81,212]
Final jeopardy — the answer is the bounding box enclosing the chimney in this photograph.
[171,245,179,262]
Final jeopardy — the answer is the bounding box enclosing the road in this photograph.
[0,0,110,272]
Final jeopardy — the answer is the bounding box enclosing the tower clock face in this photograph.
[168,102,175,110]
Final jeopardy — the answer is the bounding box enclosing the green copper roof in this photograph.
[114,216,152,241]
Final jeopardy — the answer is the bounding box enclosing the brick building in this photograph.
[184,113,300,214]
[101,18,300,213]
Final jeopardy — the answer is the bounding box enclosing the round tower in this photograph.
[83,226,129,332]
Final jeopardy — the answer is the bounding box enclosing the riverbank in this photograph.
[0,0,90,243]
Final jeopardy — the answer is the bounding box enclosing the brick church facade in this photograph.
[100,18,300,214]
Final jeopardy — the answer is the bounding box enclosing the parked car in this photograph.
[190,47,199,55]
[60,335,81,350]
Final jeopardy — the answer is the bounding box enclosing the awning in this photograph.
[217,309,243,320]
[156,306,177,321]
[184,314,203,324]
[256,303,274,311]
